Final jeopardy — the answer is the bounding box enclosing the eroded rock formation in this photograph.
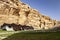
[0,0,59,30]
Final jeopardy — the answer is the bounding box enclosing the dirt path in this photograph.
[0,31,19,40]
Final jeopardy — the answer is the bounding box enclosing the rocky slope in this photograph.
[0,0,59,30]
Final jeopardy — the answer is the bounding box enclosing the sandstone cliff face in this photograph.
[0,0,59,30]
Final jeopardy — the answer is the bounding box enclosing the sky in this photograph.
[21,0,60,20]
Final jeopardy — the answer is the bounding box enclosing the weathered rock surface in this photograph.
[0,0,59,30]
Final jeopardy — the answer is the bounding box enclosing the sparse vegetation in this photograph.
[0,30,59,40]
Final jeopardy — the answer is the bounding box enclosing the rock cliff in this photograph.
[0,0,59,30]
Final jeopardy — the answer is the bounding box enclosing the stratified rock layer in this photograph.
[0,0,59,30]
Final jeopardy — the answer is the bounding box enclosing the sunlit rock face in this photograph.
[0,0,59,30]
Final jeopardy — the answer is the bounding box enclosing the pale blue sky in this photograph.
[21,0,60,20]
